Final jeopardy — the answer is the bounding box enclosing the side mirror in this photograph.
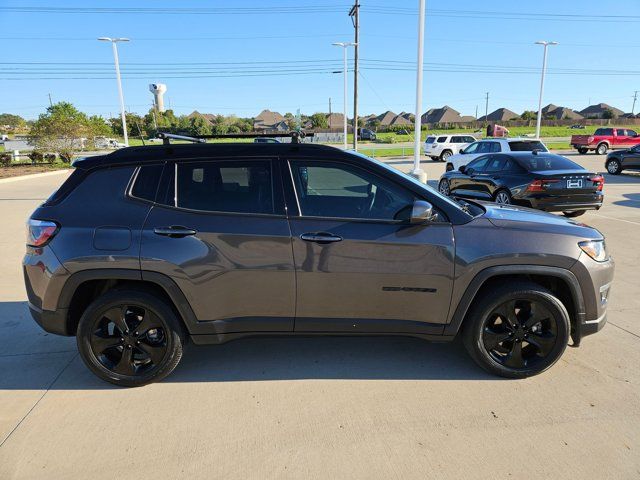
[410,200,437,224]
[458,165,467,173]
[459,149,465,154]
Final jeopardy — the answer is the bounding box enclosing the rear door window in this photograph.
[484,155,507,173]
[595,128,613,136]
[174,160,274,214]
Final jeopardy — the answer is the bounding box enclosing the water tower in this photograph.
[149,83,167,112]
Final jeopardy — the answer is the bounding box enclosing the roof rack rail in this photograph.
[156,130,313,145]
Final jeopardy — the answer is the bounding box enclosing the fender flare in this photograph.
[443,265,585,337]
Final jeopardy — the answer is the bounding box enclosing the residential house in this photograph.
[253,109,286,131]
[579,103,624,119]
[477,108,519,122]
[541,104,583,120]
[326,112,344,129]
[421,106,473,124]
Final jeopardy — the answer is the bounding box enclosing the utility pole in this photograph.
[48,93,53,107]
[632,91,638,115]
[534,41,558,139]
[349,2,360,150]
[410,0,427,182]
[484,92,489,124]
[329,97,332,129]
[332,42,356,150]
[475,105,478,120]
[98,37,130,147]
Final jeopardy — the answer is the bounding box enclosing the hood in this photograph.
[479,202,603,240]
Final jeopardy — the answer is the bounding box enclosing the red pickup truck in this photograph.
[571,127,640,155]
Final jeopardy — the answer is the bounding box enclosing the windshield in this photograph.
[345,150,472,214]
[517,155,583,172]
[508,140,547,152]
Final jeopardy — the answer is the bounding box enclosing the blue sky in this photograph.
[1,0,638,120]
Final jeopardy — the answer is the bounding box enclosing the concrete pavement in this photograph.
[0,156,638,479]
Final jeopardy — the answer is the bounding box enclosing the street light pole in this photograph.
[535,40,558,139]
[411,0,427,182]
[98,37,130,147]
[332,42,356,150]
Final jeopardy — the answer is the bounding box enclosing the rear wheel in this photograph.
[596,143,608,155]
[563,210,586,218]
[440,150,453,161]
[77,289,185,387]
[494,189,512,205]
[438,178,451,196]
[606,158,622,175]
[462,281,570,378]
[577,147,588,155]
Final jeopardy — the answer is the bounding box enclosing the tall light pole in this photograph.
[535,40,558,139]
[98,37,130,147]
[411,0,427,182]
[332,42,356,150]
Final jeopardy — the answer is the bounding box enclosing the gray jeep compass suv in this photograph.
[23,143,614,386]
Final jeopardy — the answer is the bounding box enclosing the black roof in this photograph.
[74,143,345,170]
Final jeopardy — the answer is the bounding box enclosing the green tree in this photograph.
[602,108,614,120]
[0,113,27,132]
[520,111,537,121]
[310,113,328,129]
[30,102,101,159]
[109,112,145,137]
[189,115,212,136]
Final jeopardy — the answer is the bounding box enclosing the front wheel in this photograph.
[438,178,451,196]
[563,210,586,218]
[77,289,185,387]
[596,143,608,155]
[462,281,570,378]
[606,158,622,175]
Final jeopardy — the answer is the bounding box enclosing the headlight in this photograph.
[579,240,608,262]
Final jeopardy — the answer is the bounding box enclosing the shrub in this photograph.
[59,151,73,163]
[0,153,11,167]
[28,150,44,164]
[44,153,56,164]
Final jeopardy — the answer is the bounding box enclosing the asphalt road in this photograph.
[0,153,638,479]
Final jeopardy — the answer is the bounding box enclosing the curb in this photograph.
[0,169,71,185]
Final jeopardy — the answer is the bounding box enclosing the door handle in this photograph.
[300,232,343,244]
[153,226,197,238]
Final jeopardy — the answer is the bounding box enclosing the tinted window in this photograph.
[484,155,506,173]
[464,142,480,154]
[504,157,526,173]
[131,164,163,202]
[437,136,447,143]
[516,155,583,172]
[290,161,415,221]
[463,136,476,143]
[595,128,613,136]
[175,161,273,214]
[467,156,489,172]
[616,129,627,136]
[628,130,637,137]
[477,142,497,153]
[508,140,547,152]
[425,136,436,144]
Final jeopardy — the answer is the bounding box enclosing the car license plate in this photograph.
[567,179,583,188]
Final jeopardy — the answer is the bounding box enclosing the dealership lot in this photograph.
[0,153,638,479]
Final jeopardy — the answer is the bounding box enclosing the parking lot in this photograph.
[0,153,638,479]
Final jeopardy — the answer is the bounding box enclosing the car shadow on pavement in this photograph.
[612,193,640,209]
[0,301,495,390]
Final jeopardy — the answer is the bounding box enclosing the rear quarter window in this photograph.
[437,136,448,143]
[425,136,436,144]
[44,168,89,205]
[130,164,164,202]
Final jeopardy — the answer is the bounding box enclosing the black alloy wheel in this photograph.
[89,305,167,376]
[481,299,558,370]
[77,289,185,387]
[438,178,451,196]
[462,281,570,378]
[494,190,512,205]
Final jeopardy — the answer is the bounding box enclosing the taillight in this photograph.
[26,219,59,247]
[526,179,559,192]
[589,174,605,191]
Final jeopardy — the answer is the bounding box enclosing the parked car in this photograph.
[571,127,640,155]
[605,144,640,174]
[357,128,377,141]
[569,125,585,130]
[254,138,280,144]
[424,134,476,161]
[395,129,410,135]
[446,138,548,172]
[24,143,613,386]
[438,151,604,217]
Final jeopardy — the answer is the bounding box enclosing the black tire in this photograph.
[445,163,454,172]
[462,281,570,378]
[493,189,512,205]
[440,150,453,162]
[438,178,451,196]
[596,143,608,155]
[577,147,588,155]
[563,210,586,218]
[606,158,622,175]
[77,289,185,387]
